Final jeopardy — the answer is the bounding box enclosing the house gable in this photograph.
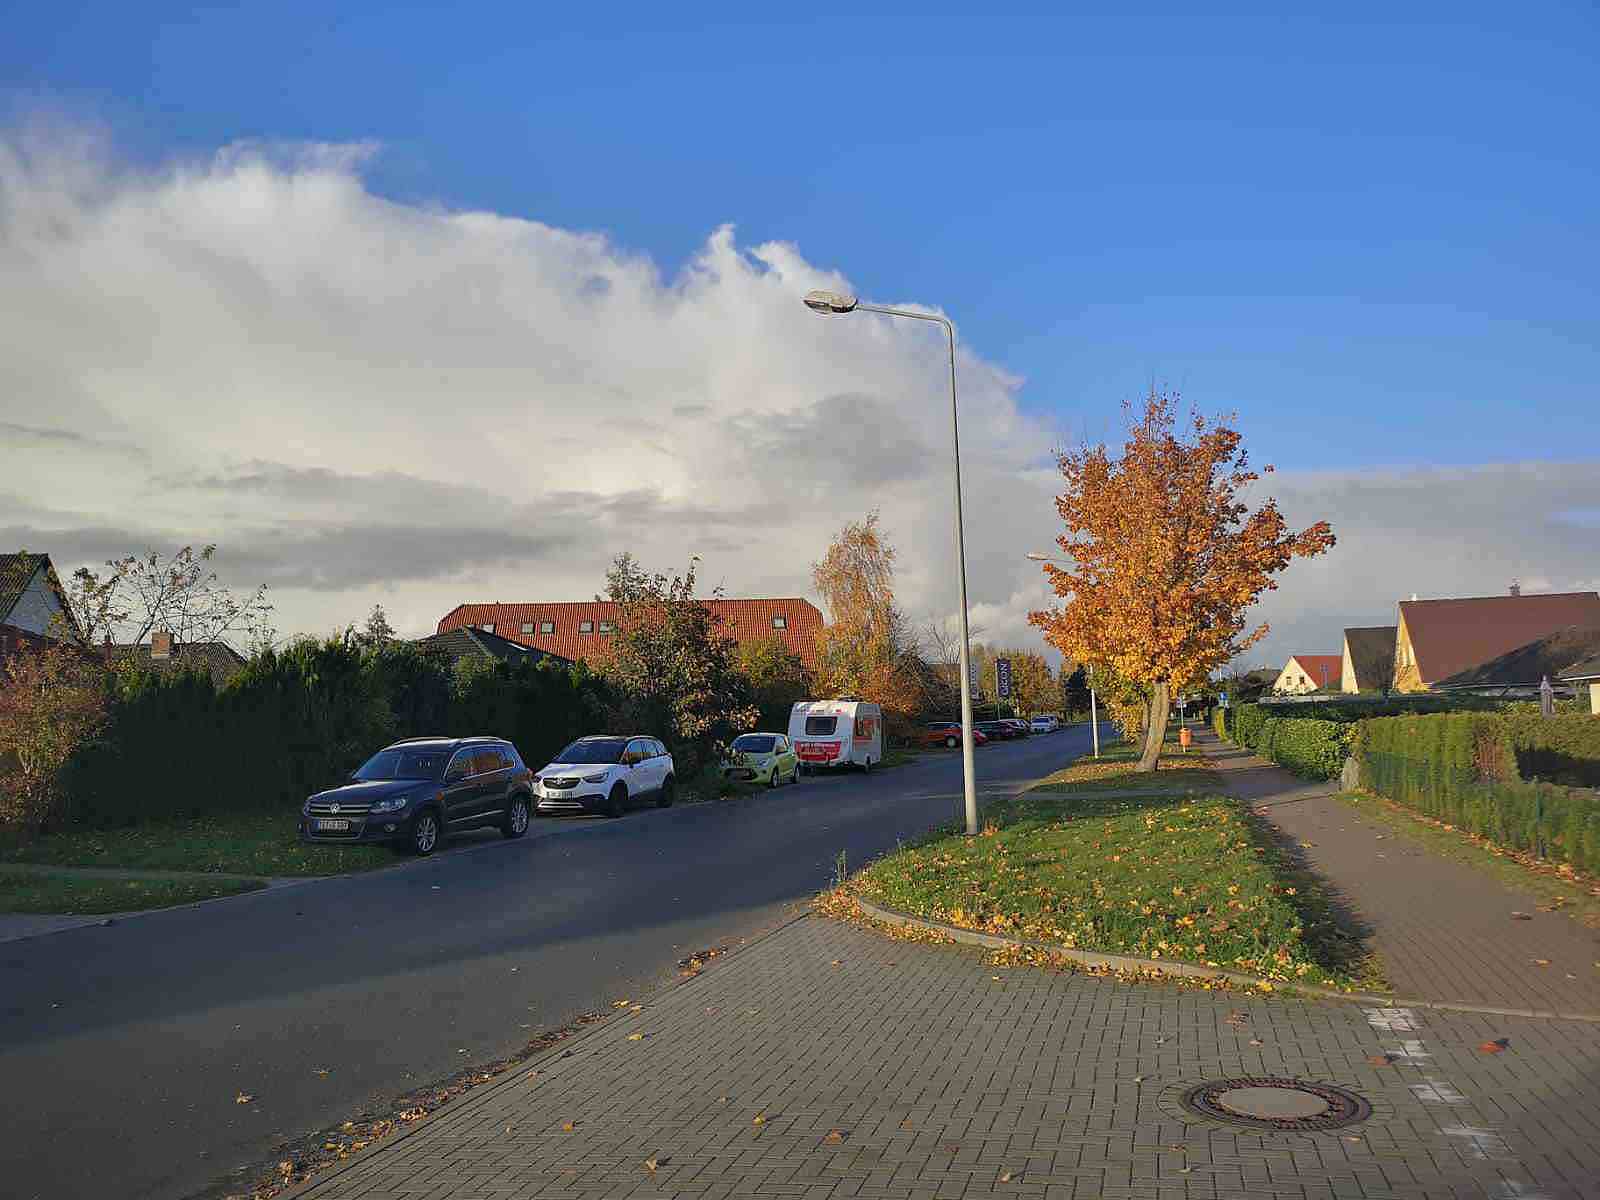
[0,552,79,640]
[1341,626,1397,693]
[1399,592,1600,689]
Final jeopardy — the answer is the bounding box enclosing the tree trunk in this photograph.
[1137,681,1171,772]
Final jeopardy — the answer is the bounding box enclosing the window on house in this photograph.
[482,623,495,634]
[771,615,787,629]
[540,621,555,634]
[520,622,534,634]
[598,620,615,634]
[579,620,594,634]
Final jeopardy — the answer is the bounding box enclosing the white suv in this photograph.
[1029,714,1060,733]
[534,735,675,818]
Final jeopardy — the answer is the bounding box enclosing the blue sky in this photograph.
[3,4,1599,659]
[6,2,1597,472]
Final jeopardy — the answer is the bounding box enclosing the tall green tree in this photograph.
[600,554,758,769]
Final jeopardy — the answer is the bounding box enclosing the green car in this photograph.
[722,732,800,788]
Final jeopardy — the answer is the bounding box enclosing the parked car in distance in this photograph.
[1029,714,1061,733]
[975,720,1022,741]
[921,721,989,749]
[1002,718,1032,737]
[535,735,675,818]
[300,736,535,855]
[723,732,800,788]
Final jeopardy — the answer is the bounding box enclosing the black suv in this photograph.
[300,736,536,855]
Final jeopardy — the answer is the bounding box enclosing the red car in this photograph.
[921,721,988,750]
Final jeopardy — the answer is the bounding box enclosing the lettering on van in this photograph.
[795,741,842,762]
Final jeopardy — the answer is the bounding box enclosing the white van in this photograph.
[788,699,884,773]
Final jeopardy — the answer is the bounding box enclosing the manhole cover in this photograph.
[1181,1077,1371,1132]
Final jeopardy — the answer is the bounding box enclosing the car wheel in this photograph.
[944,735,958,749]
[410,809,441,856]
[656,776,675,808]
[503,794,531,839]
[767,765,779,790]
[863,757,873,774]
[789,762,800,785]
[606,783,627,818]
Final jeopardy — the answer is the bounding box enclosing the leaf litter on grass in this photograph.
[822,774,1377,991]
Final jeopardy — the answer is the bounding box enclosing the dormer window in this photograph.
[579,620,594,634]
[771,615,787,629]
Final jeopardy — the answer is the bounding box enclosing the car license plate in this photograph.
[316,818,351,832]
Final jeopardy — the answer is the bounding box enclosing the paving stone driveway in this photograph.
[1195,730,1600,1018]
[295,916,1600,1200]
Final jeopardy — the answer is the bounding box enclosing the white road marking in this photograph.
[1441,1125,1511,1159]
[1364,1007,1419,1031]
[1388,1038,1431,1061]
[1409,1078,1468,1104]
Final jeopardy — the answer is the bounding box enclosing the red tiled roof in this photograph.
[1287,654,1343,689]
[437,598,825,668]
[1402,592,1600,686]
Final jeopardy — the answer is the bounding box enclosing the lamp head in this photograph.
[803,289,858,315]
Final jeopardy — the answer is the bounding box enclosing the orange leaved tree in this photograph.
[812,513,930,729]
[1029,392,1334,771]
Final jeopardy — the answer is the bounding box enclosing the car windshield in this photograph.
[555,738,629,765]
[732,734,776,753]
[354,747,449,781]
[803,715,838,736]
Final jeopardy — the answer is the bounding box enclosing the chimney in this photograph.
[151,630,173,660]
[1509,580,1521,597]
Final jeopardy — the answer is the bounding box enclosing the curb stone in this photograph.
[852,895,1600,1022]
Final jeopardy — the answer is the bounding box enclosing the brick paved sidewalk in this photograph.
[1195,729,1600,1018]
[294,916,1600,1199]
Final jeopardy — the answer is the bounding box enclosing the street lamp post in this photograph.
[1025,551,1101,759]
[804,289,979,836]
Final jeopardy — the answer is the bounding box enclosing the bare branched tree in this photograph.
[66,545,274,652]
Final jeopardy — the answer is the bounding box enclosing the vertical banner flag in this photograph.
[996,657,1013,700]
[969,658,980,699]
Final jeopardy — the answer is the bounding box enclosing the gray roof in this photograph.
[1342,626,1397,691]
[105,641,247,686]
[1557,652,1600,683]
[1437,625,1600,689]
[415,626,574,670]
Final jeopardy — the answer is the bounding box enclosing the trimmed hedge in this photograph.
[1252,717,1354,779]
[56,637,614,829]
[1500,713,1600,787]
[1356,714,1600,873]
[1223,704,1351,779]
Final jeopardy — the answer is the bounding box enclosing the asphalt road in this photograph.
[0,726,1104,1200]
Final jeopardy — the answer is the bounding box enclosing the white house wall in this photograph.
[6,569,67,637]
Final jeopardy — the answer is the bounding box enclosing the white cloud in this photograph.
[2,125,1596,672]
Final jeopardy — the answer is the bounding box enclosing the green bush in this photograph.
[1356,713,1600,872]
[1212,706,1230,739]
[1217,703,1351,780]
[56,637,618,830]
[1254,717,1353,779]
[1498,713,1600,787]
